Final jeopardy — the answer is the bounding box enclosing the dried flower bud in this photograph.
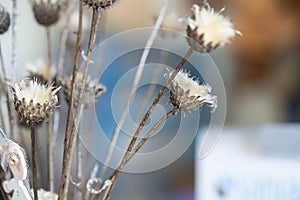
[83,0,117,9]
[181,2,240,53]
[61,73,105,108]
[0,5,10,34]
[10,78,60,125]
[169,70,217,112]
[32,1,61,26]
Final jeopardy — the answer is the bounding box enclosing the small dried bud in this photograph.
[83,0,117,9]
[0,5,10,34]
[61,73,105,108]
[181,2,240,53]
[10,78,60,126]
[169,70,217,112]
[32,1,61,26]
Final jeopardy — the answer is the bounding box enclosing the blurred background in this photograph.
[1,0,300,199]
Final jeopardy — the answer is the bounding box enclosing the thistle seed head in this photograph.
[0,5,10,34]
[169,70,217,112]
[83,0,117,10]
[10,78,60,126]
[181,2,240,53]
[61,73,105,108]
[32,0,61,26]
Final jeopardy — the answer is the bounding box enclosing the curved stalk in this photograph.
[102,47,193,199]
[102,108,178,200]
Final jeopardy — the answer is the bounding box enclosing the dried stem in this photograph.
[48,114,54,191]
[60,0,83,168]
[0,40,7,79]
[30,125,38,200]
[58,0,83,198]
[57,1,76,76]
[0,40,13,136]
[45,26,55,192]
[102,108,177,200]
[46,27,52,69]
[0,106,6,133]
[58,7,100,200]
[74,125,83,199]
[127,108,177,162]
[11,0,17,83]
[97,0,168,183]
[103,47,193,200]
[7,0,18,139]
[135,48,168,123]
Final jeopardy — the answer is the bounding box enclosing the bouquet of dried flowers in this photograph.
[0,0,240,199]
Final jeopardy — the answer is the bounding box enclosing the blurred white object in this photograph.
[196,124,300,200]
[3,179,32,200]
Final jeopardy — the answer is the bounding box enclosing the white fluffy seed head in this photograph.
[182,2,240,52]
[169,70,217,112]
[14,79,59,105]
[11,79,60,125]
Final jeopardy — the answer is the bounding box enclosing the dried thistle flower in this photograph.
[10,78,60,125]
[32,0,61,26]
[181,2,240,52]
[83,0,117,9]
[61,73,105,108]
[169,70,217,112]
[0,5,10,34]
[27,60,57,84]
[31,189,58,200]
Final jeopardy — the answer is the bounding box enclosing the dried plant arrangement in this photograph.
[0,0,240,199]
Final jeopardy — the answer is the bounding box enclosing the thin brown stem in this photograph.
[102,108,177,200]
[127,108,177,163]
[0,40,13,139]
[74,133,83,199]
[103,47,193,200]
[58,7,100,200]
[48,115,54,191]
[11,0,17,83]
[0,106,6,133]
[57,0,76,76]
[30,125,38,200]
[45,26,55,192]
[46,27,52,69]
[135,49,168,123]
[58,1,83,199]
[5,93,13,138]
[62,0,83,157]
[97,1,168,184]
